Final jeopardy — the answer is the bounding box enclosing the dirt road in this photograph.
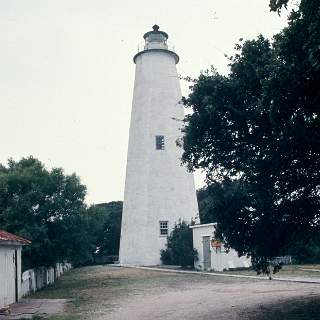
[101,269,319,320]
[32,266,320,320]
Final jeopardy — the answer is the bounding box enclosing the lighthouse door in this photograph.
[203,236,211,270]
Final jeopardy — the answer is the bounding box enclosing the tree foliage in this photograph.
[269,0,291,12]
[181,0,320,271]
[0,157,92,268]
[160,220,197,267]
[0,156,124,269]
[197,187,219,224]
[92,201,123,256]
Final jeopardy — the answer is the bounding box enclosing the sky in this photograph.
[0,0,290,204]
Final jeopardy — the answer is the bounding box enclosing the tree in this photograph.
[181,0,320,272]
[197,187,221,224]
[0,157,94,268]
[160,220,197,267]
[91,201,123,257]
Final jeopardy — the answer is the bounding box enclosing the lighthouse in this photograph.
[119,25,198,266]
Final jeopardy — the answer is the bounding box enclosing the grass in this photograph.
[223,264,320,278]
[30,266,131,319]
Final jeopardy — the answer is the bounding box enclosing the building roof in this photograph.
[143,25,169,40]
[0,230,31,245]
[190,223,217,229]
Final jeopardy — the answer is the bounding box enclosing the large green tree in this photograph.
[181,0,320,271]
[0,157,94,268]
[91,201,123,257]
[197,187,219,224]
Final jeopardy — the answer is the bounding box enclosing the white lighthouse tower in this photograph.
[119,25,198,266]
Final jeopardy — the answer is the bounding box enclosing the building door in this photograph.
[203,236,211,270]
[14,250,18,302]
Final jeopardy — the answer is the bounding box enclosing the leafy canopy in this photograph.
[0,157,91,268]
[0,157,124,268]
[181,0,320,269]
[91,201,123,257]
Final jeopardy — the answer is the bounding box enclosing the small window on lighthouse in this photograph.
[159,221,169,236]
[155,135,165,150]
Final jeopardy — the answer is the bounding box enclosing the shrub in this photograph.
[160,220,198,267]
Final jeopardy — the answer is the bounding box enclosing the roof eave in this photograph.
[0,240,28,247]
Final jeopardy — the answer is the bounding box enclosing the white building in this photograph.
[119,25,198,266]
[0,230,30,309]
[191,223,251,271]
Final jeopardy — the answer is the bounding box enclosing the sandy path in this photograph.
[100,277,319,320]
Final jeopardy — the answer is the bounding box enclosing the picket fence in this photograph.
[20,262,72,297]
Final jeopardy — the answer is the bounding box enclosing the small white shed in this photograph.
[191,223,251,272]
[0,230,30,309]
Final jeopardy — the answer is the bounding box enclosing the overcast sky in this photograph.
[0,0,290,204]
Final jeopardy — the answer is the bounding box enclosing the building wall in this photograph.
[0,245,22,308]
[192,224,251,272]
[119,48,198,266]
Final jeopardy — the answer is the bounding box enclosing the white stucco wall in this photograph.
[191,223,251,272]
[0,245,22,308]
[119,32,198,266]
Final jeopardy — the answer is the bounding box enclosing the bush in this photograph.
[160,220,198,267]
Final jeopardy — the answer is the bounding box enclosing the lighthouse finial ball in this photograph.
[153,24,160,31]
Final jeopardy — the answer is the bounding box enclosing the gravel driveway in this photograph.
[31,266,320,320]
[99,267,320,320]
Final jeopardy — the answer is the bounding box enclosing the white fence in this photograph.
[21,262,72,297]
